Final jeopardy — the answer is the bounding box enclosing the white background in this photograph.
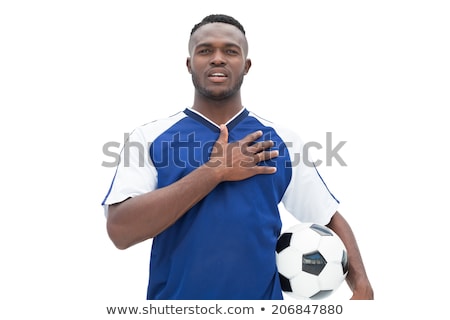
[1,0,449,318]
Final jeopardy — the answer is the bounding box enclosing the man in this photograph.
[102,14,373,300]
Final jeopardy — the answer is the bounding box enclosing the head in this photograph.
[187,14,251,101]
[189,14,248,56]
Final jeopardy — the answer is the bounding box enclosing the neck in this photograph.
[192,94,243,125]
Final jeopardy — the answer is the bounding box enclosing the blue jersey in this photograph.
[102,108,339,299]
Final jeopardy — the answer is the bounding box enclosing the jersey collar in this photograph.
[184,107,249,132]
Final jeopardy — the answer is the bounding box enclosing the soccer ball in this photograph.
[276,223,348,300]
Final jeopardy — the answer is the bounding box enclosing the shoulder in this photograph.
[247,110,304,145]
[129,110,187,142]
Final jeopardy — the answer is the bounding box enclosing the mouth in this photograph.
[208,72,228,83]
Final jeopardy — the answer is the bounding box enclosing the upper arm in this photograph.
[102,128,157,209]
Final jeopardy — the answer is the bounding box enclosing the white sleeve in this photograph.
[280,130,339,225]
[102,127,157,216]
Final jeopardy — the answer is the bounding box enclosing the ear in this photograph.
[244,58,252,75]
[186,57,192,74]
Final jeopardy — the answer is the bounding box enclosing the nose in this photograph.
[210,51,226,66]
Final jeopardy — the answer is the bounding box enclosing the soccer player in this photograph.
[102,14,374,300]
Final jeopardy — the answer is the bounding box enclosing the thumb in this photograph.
[217,124,229,143]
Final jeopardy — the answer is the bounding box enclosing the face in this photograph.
[187,23,251,101]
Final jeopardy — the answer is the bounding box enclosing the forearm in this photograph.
[107,164,223,249]
[326,212,374,299]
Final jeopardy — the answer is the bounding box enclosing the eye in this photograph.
[198,48,212,54]
[226,49,239,55]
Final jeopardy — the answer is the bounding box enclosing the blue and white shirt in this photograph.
[102,108,339,300]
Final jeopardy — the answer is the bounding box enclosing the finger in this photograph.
[255,150,279,163]
[240,149,278,168]
[240,130,263,144]
[248,140,275,154]
[251,165,277,174]
[217,124,229,144]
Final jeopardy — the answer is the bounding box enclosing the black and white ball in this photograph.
[276,223,349,300]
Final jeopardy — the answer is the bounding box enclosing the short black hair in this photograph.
[190,14,246,36]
